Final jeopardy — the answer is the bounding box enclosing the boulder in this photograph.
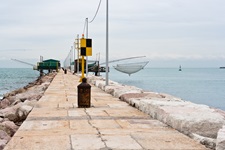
[189,133,216,149]
[0,121,19,137]
[139,100,225,139]
[0,139,8,150]
[216,126,225,150]
[104,85,116,95]
[4,88,26,97]
[0,130,11,141]
[0,99,11,109]
[0,107,15,121]
[120,92,164,103]
[0,104,22,122]
[111,85,143,98]
[24,100,38,107]
[16,105,33,122]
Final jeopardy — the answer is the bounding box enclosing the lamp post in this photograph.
[86,18,89,77]
[106,0,109,86]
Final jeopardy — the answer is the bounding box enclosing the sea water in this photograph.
[0,68,39,99]
[103,68,225,111]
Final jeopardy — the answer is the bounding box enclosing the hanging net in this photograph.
[113,61,149,76]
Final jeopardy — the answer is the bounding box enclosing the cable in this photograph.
[89,0,102,23]
[82,0,101,35]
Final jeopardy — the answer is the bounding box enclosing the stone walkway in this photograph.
[4,71,208,150]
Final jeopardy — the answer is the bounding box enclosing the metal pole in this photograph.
[74,40,76,74]
[77,34,79,74]
[86,18,89,77]
[106,0,109,86]
[70,46,73,71]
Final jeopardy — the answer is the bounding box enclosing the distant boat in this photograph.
[220,67,225,69]
[179,65,182,71]
[113,61,149,76]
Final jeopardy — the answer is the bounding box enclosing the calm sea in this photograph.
[1,68,225,111]
[0,68,39,99]
[104,68,225,111]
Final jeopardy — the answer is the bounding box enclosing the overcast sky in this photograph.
[0,0,225,68]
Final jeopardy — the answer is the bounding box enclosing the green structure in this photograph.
[37,59,60,75]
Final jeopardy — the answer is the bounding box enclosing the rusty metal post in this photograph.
[77,78,91,108]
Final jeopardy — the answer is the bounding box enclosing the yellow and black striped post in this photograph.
[80,38,92,56]
[79,37,92,82]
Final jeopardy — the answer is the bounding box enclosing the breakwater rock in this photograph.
[0,73,56,149]
[216,125,225,150]
[88,76,225,149]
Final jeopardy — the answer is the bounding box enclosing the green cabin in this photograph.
[37,59,60,71]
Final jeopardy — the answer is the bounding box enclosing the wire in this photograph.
[89,0,102,23]
[82,0,101,35]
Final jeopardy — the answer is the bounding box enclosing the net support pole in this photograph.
[106,0,109,86]
[86,18,89,77]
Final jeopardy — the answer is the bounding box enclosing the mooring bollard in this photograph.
[64,69,67,74]
[77,78,91,108]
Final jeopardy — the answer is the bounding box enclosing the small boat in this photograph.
[220,67,225,69]
[113,61,149,76]
[179,65,182,71]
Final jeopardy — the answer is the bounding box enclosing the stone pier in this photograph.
[4,70,208,150]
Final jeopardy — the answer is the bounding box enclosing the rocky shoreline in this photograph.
[0,73,56,149]
[88,75,225,150]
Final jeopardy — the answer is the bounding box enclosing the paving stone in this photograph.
[131,131,207,149]
[90,119,122,129]
[102,135,143,149]
[105,108,149,117]
[70,120,98,134]
[68,109,87,117]
[19,120,69,130]
[116,119,168,129]
[58,102,74,108]
[86,108,109,117]
[71,134,105,149]
[28,108,67,118]
[4,135,71,150]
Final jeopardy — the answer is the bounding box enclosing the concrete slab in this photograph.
[19,120,69,130]
[58,102,74,109]
[68,109,87,117]
[116,119,168,129]
[131,131,207,149]
[4,135,71,150]
[39,95,67,102]
[102,135,143,149]
[34,101,58,108]
[28,108,68,118]
[105,108,149,118]
[90,120,122,129]
[71,134,105,149]
[86,109,109,117]
[70,120,98,134]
